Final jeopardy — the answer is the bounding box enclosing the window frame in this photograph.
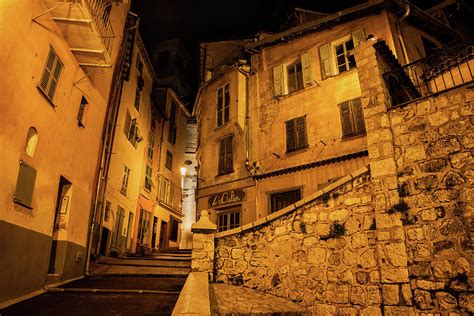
[38,46,63,104]
[104,200,111,222]
[269,188,302,214]
[216,83,230,128]
[158,175,173,205]
[273,52,312,97]
[165,150,173,170]
[218,134,233,175]
[331,34,356,75]
[120,165,130,195]
[285,115,308,153]
[217,206,241,232]
[144,164,153,192]
[286,59,304,94]
[338,98,366,138]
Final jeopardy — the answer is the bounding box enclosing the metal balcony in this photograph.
[38,0,115,68]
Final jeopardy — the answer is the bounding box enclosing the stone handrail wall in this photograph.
[214,167,385,315]
[389,86,474,313]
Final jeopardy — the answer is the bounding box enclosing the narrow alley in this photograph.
[1,251,191,315]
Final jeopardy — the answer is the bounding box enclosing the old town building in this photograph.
[194,0,462,232]
[0,0,131,306]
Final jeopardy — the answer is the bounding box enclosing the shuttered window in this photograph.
[38,46,63,102]
[217,83,230,127]
[165,150,173,170]
[134,87,140,111]
[144,164,153,192]
[14,161,37,208]
[339,98,366,138]
[168,101,177,144]
[319,29,364,79]
[120,165,130,195]
[104,200,111,222]
[273,52,312,97]
[285,116,308,152]
[218,135,233,175]
[158,175,173,205]
[270,189,301,213]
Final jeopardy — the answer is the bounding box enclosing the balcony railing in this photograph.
[382,40,473,108]
[83,0,115,57]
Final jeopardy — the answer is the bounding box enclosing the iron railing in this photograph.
[83,0,115,56]
[383,40,473,107]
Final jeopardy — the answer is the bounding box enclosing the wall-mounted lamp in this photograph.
[180,166,187,176]
[367,34,377,42]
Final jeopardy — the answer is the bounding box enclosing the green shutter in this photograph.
[319,43,333,79]
[339,101,353,137]
[352,29,365,47]
[301,52,312,87]
[352,98,366,134]
[218,138,225,174]
[273,64,284,97]
[286,120,296,152]
[14,161,37,208]
[226,135,233,173]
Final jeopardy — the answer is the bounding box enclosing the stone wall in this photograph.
[390,86,474,314]
[214,169,386,315]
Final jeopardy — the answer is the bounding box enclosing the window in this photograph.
[273,52,312,97]
[217,83,230,127]
[104,200,111,222]
[169,217,179,241]
[136,54,143,75]
[165,150,173,170]
[217,207,241,232]
[38,46,63,102]
[137,208,151,244]
[270,189,301,213]
[124,111,141,147]
[120,165,130,195]
[168,101,177,144]
[24,127,38,157]
[339,98,365,138]
[319,29,364,79]
[218,135,233,175]
[134,87,140,111]
[14,161,37,208]
[286,116,308,152]
[158,175,173,205]
[144,165,153,192]
[77,96,87,127]
[147,131,155,160]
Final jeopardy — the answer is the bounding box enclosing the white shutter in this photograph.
[352,29,365,47]
[273,64,284,97]
[301,52,312,87]
[319,43,333,79]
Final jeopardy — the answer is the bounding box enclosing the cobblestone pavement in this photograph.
[211,283,306,315]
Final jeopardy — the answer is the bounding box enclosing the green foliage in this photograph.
[387,200,409,214]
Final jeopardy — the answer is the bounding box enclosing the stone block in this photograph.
[427,137,461,157]
[359,248,377,268]
[450,151,472,169]
[416,280,445,290]
[428,111,449,126]
[328,209,349,222]
[405,145,427,163]
[382,284,399,305]
[371,158,397,178]
[383,306,415,316]
[360,306,382,316]
[326,283,350,303]
[459,293,474,313]
[414,289,433,310]
[436,292,458,310]
[401,283,412,305]
[308,247,326,264]
[381,268,409,283]
[385,243,408,267]
[311,304,337,316]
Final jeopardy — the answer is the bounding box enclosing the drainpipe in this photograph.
[396,1,411,65]
[85,14,139,274]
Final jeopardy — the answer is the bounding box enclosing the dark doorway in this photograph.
[159,220,168,251]
[151,216,158,248]
[99,228,109,256]
[48,176,72,274]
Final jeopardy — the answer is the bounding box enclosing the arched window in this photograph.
[24,127,38,157]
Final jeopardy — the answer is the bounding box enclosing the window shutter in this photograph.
[301,52,312,87]
[48,59,62,100]
[218,138,225,174]
[319,43,333,80]
[273,64,284,97]
[339,101,353,137]
[226,135,233,173]
[14,161,37,208]
[352,98,366,134]
[295,116,308,147]
[124,112,131,136]
[286,120,296,152]
[217,88,223,126]
[39,50,55,91]
[352,29,365,47]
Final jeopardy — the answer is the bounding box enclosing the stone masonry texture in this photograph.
[209,40,473,315]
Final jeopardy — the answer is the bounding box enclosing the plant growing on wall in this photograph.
[320,223,346,240]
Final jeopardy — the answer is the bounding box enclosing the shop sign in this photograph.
[208,189,245,207]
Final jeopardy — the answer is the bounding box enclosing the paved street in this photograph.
[1,252,191,316]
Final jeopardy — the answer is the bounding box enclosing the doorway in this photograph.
[151,216,158,249]
[159,220,168,251]
[111,206,125,252]
[99,227,109,256]
[48,176,72,274]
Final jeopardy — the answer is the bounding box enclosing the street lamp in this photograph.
[180,166,186,205]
